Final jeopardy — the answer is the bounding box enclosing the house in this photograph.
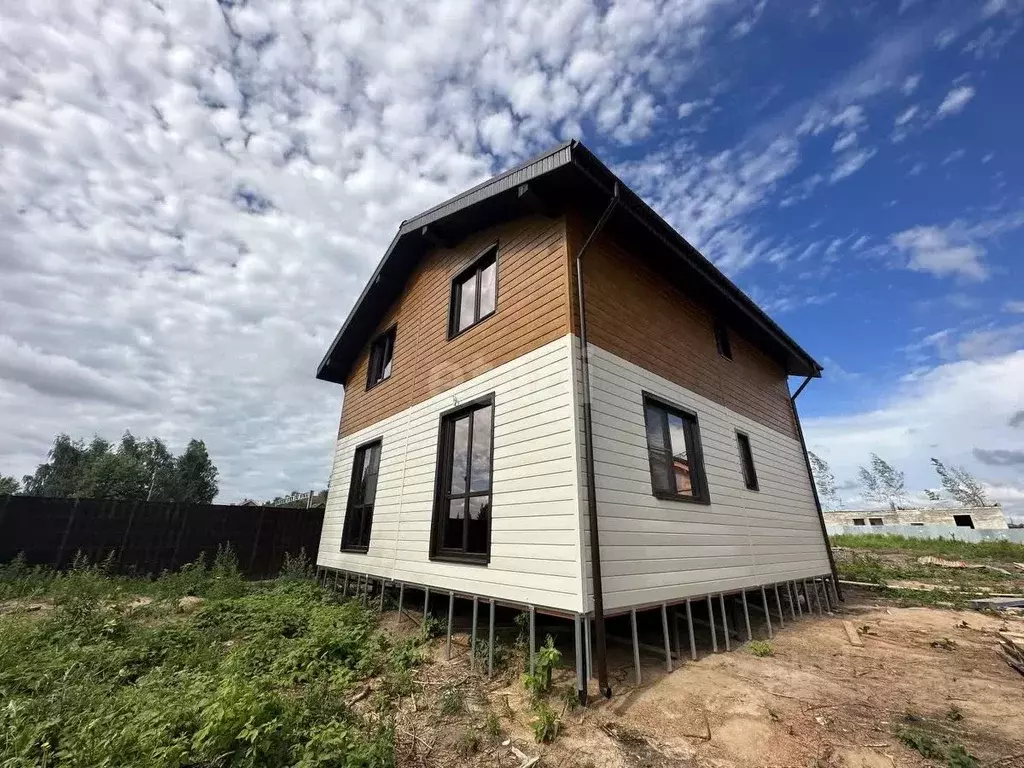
[824,506,1008,530]
[315,140,837,698]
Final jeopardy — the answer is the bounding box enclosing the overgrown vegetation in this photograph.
[0,551,419,767]
[747,640,774,657]
[831,533,1024,562]
[894,714,979,768]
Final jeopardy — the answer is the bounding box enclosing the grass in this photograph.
[0,551,420,767]
[830,533,1024,563]
[894,722,979,768]
[747,640,774,657]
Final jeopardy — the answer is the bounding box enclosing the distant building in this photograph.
[823,506,1007,530]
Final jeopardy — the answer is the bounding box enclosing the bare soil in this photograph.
[391,589,1024,768]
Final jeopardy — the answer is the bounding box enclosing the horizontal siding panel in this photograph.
[319,336,583,613]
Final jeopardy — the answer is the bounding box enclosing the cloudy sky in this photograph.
[1,0,1022,517]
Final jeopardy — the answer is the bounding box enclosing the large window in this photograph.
[736,432,759,491]
[430,395,494,563]
[643,394,710,504]
[341,439,381,551]
[366,326,395,389]
[449,246,497,337]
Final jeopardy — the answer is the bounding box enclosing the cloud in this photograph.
[1009,411,1024,428]
[677,98,712,118]
[973,448,1024,466]
[936,84,976,117]
[891,226,987,280]
[829,148,877,183]
[804,351,1024,518]
[902,74,922,94]
[894,105,919,126]
[1005,301,1024,313]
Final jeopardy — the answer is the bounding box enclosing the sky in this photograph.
[1,0,1022,518]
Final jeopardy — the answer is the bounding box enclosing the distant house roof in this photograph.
[317,139,823,386]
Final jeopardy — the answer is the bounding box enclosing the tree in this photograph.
[923,489,941,502]
[20,432,219,503]
[858,453,906,509]
[930,458,987,507]
[0,475,20,495]
[808,451,842,510]
[174,440,219,504]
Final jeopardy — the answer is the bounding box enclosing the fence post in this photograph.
[247,506,267,577]
[55,498,81,569]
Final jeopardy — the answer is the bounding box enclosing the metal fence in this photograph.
[0,496,323,578]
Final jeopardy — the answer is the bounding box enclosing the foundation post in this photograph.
[707,595,718,652]
[423,587,431,628]
[773,584,785,627]
[661,604,672,672]
[828,576,840,607]
[488,599,495,678]
[741,590,753,641]
[719,593,730,651]
[529,606,536,676]
[397,583,404,618]
[379,580,386,612]
[575,614,587,705]
[672,606,681,662]
[343,572,349,596]
[470,597,479,672]
[796,581,804,617]
[630,609,641,685]
[685,599,697,660]
[584,617,593,681]
[446,592,455,660]
[787,581,797,620]
[760,586,774,639]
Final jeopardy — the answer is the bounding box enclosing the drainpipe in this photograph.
[791,375,842,600]
[574,182,619,699]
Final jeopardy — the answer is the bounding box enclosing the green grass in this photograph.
[831,533,1024,563]
[747,640,775,657]
[0,553,418,767]
[894,722,979,768]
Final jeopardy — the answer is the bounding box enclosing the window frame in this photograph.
[714,319,733,360]
[365,325,396,391]
[429,392,496,565]
[852,518,866,526]
[868,517,884,526]
[641,392,711,505]
[340,437,383,553]
[735,431,759,492]
[448,244,498,340]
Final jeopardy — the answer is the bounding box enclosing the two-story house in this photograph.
[315,140,838,701]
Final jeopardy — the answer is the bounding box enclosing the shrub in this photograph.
[439,684,465,716]
[747,640,774,657]
[280,548,315,582]
[529,701,560,743]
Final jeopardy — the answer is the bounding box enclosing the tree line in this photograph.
[0,432,218,504]
[808,451,989,511]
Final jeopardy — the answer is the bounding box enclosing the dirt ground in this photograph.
[391,588,1024,768]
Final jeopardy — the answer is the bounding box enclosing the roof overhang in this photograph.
[316,139,823,385]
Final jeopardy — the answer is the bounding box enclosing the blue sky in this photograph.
[1,0,1021,516]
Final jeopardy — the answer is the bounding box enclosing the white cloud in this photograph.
[829,147,877,183]
[936,84,976,117]
[805,351,1024,519]
[891,226,988,280]
[0,0,746,501]
[1006,301,1024,313]
[901,73,922,94]
[894,105,919,126]
[677,98,712,118]
[832,132,858,152]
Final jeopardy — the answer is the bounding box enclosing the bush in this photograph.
[529,701,560,743]
[747,640,774,657]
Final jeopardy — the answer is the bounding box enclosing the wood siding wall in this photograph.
[574,341,832,612]
[567,215,798,440]
[338,215,572,436]
[319,337,584,612]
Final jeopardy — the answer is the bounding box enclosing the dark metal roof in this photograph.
[316,140,823,385]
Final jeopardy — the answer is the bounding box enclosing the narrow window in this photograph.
[736,432,759,491]
[431,395,494,562]
[341,439,382,551]
[449,246,497,337]
[642,394,710,504]
[852,518,866,526]
[714,319,733,360]
[366,326,396,389]
[869,517,884,526]
[911,522,925,526]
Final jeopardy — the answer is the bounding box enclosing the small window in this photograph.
[869,517,884,526]
[366,326,395,389]
[953,514,975,529]
[341,439,382,551]
[431,395,494,563]
[714,319,732,360]
[449,246,497,337]
[911,522,925,526]
[736,432,759,491]
[852,518,866,526]
[643,394,710,504]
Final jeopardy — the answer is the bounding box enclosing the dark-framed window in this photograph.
[736,432,759,491]
[869,517,884,526]
[852,518,866,526]
[714,319,733,360]
[366,326,396,390]
[448,246,497,338]
[642,393,710,504]
[340,439,382,552]
[430,394,494,563]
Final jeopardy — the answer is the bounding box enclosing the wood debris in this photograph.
[998,631,1024,676]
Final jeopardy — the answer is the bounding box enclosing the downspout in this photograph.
[574,182,619,699]
[790,375,842,600]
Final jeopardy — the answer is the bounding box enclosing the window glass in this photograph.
[450,415,470,493]
[367,327,395,388]
[737,433,758,491]
[642,396,709,504]
[341,440,382,551]
[458,275,477,332]
[667,413,692,495]
[450,248,497,336]
[479,260,496,317]
[470,406,492,492]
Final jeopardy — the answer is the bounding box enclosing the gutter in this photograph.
[791,376,842,600]
[573,181,619,700]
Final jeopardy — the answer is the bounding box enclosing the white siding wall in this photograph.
[318,336,584,613]
[577,341,832,613]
